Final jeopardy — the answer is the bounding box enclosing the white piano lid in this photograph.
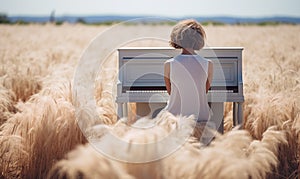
[118,47,244,50]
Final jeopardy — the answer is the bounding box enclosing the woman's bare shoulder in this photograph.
[203,58,213,66]
[164,58,174,65]
[208,60,213,65]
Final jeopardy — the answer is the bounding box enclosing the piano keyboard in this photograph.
[127,89,234,94]
[208,90,234,93]
[127,90,167,93]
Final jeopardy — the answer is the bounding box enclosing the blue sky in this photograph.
[1,0,300,17]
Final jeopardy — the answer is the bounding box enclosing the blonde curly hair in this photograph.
[170,19,206,50]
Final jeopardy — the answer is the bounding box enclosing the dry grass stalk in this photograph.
[0,86,17,126]
[47,145,134,179]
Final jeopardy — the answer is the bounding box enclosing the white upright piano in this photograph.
[116,47,244,132]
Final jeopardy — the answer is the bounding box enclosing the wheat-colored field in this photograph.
[0,24,299,179]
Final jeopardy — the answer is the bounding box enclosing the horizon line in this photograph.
[3,13,300,19]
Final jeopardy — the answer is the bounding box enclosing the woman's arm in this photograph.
[206,61,213,93]
[164,61,171,95]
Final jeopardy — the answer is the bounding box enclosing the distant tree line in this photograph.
[0,13,10,24]
[0,13,30,24]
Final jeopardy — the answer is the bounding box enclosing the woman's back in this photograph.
[165,54,211,121]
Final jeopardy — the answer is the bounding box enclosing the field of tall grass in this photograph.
[0,23,299,179]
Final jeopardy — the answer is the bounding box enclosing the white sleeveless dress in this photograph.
[164,54,212,122]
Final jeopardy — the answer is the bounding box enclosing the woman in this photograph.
[164,19,213,123]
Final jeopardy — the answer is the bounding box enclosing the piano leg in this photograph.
[117,102,123,119]
[123,103,128,117]
[210,102,224,134]
[237,102,243,127]
[233,102,238,126]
